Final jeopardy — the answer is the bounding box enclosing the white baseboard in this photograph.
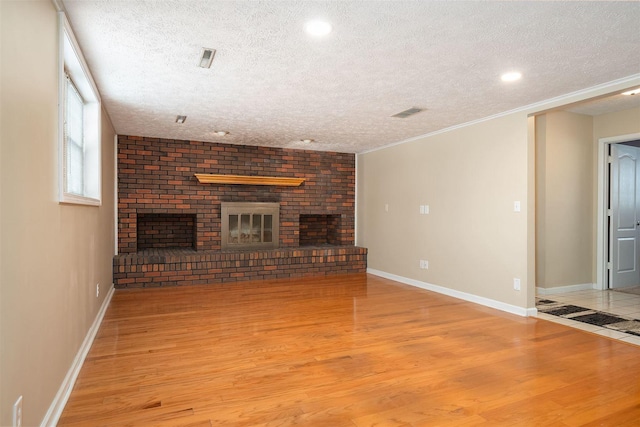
[536,283,596,296]
[367,269,537,317]
[40,283,115,427]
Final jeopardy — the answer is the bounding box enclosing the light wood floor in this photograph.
[59,274,640,426]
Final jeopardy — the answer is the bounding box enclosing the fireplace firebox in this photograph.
[137,213,196,250]
[299,214,341,246]
[221,202,279,250]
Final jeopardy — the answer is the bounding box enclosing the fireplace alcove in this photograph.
[136,213,197,250]
[299,214,341,246]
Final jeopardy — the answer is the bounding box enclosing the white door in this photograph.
[610,144,640,289]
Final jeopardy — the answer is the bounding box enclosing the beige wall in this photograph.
[355,100,639,308]
[536,111,594,289]
[593,106,640,140]
[0,1,116,425]
[357,112,530,309]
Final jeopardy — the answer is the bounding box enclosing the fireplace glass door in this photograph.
[221,202,279,250]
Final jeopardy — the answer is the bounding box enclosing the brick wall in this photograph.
[118,135,356,253]
[115,135,365,288]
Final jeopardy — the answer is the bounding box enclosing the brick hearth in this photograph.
[114,247,367,288]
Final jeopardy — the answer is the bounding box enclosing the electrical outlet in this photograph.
[96,283,100,298]
[384,203,389,212]
[13,395,23,427]
[419,260,429,269]
[513,278,521,291]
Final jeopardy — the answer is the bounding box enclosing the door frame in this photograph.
[596,132,640,290]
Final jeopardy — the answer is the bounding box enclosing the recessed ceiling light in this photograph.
[501,71,522,82]
[305,20,332,37]
[176,115,187,124]
[301,139,314,143]
[622,88,640,96]
[198,48,216,68]
[214,131,229,136]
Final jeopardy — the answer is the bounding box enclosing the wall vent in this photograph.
[391,107,425,118]
[198,48,216,68]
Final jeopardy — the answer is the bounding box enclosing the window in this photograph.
[59,13,101,205]
[65,75,85,195]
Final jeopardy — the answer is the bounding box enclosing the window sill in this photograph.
[60,193,101,207]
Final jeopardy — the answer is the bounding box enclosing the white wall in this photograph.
[0,1,116,425]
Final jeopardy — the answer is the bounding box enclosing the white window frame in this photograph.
[58,12,101,206]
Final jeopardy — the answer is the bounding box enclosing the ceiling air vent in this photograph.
[198,48,216,68]
[391,107,425,118]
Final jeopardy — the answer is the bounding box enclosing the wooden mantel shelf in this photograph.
[194,173,305,187]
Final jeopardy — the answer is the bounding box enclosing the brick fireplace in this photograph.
[113,135,366,288]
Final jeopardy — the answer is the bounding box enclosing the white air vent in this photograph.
[392,107,425,118]
[198,48,216,68]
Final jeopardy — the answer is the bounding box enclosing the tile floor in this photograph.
[536,287,640,346]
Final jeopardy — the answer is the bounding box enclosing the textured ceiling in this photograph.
[61,1,640,153]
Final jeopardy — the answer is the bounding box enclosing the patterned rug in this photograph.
[536,298,640,337]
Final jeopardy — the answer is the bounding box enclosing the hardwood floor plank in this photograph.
[59,274,640,426]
